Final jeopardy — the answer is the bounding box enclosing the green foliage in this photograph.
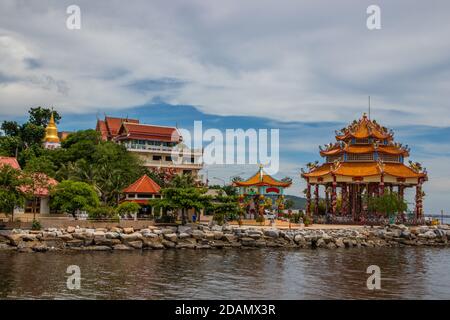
[88,205,118,220]
[256,215,265,225]
[0,165,27,216]
[117,202,141,216]
[284,199,295,210]
[50,180,100,216]
[310,199,327,215]
[31,219,42,230]
[23,156,57,177]
[367,191,407,217]
[28,107,61,127]
[211,194,242,222]
[60,129,101,162]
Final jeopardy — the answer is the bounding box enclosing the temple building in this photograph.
[43,112,61,149]
[233,165,292,218]
[301,113,428,223]
[121,174,161,218]
[96,116,203,178]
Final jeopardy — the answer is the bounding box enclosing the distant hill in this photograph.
[284,195,307,210]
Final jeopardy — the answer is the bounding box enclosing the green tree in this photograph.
[117,202,141,217]
[0,165,28,221]
[28,107,61,127]
[24,156,57,178]
[367,191,407,217]
[50,180,100,217]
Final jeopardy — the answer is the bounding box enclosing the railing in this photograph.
[143,160,203,168]
[313,215,427,226]
[126,145,203,155]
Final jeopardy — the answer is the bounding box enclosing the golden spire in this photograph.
[44,112,60,143]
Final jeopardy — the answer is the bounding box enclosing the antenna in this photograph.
[368,96,371,119]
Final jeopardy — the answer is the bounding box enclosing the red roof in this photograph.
[116,122,181,142]
[123,175,161,194]
[106,117,139,137]
[20,173,58,196]
[0,157,21,170]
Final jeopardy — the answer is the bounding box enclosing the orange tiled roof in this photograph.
[116,122,181,142]
[0,157,21,170]
[123,175,161,194]
[336,114,392,141]
[302,162,425,179]
[320,144,408,156]
[233,168,292,187]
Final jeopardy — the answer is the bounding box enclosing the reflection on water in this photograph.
[1,247,449,299]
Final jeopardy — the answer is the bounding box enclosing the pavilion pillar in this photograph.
[415,179,423,221]
[341,183,347,216]
[398,185,405,220]
[325,186,330,214]
[331,175,337,215]
[306,179,312,217]
[379,174,385,196]
[314,184,319,216]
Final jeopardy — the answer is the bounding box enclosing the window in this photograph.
[326,155,343,163]
[153,155,162,161]
[379,154,400,162]
[354,138,369,144]
[137,194,151,199]
[347,153,373,161]
[165,156,172,162]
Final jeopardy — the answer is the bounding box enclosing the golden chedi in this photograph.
[43,112,61,149]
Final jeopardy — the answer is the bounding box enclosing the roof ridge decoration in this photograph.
[376,158,385,173]
[408,160,427,174]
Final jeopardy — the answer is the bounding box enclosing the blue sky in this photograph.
[1,0,450,213]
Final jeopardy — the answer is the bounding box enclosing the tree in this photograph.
[24,156,57,178]
[28,107,61,127]
[0,165,28,221]
[117,202,141,218]
[285,199,295,210]
[367,191,407,217]
[50,180,100,217]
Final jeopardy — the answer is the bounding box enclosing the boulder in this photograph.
[240,237,256,246]
[213,231,224,240]
[128,241,143,249]
[434,229,446,237]
[123,227,134,234]
[84,245,112,251]
[223,234,236,242]
[178,232,190,239]
[264,229,279,238]
[177,226,192,234]
[105,232,120,239]
[335,238,345,248]
[113,244,132,250]
[58,234,73,241]
[121,232,143,242]
[192,230,204,240]
[66,226,76,233]
[204,232,215,240]
[0,243,15,251]
[164,233,178,242]
[162,240,176,248]
[65,240,84,248]
[419,231,437,239]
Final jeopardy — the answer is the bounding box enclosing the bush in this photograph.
[256,215,265,225]
[117,202,141,217]
[88,205,118,220]
[213,212,225,225]
[31,219,41,230]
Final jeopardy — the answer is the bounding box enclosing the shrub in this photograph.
[88,205,118,220]
[31,219,41,230]
[117,202,141,217]
[256,215,265,225]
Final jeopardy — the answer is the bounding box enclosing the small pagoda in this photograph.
[301,113,427,223]
[43,112,61,149]
[121,174,161,217]
[233,165,292,218]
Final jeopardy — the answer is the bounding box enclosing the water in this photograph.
[1,247,450,299]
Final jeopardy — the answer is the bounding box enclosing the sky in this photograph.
[1,0,450,214]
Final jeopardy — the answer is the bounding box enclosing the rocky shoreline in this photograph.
[1,224,450,253]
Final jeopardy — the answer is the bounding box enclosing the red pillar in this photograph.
[342,183,347,216]
[415,179,423,222]
[398,185,405,221]
[331,175,337,215]
[379,174,385,196]
[314,184,319,216]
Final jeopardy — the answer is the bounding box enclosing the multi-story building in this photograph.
[96,116,203,178]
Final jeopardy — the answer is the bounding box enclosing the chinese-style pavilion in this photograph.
[121,174,161,217]
[233,165,292,217]
[301,113,427,223]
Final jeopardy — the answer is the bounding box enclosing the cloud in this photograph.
[1,0,450,125]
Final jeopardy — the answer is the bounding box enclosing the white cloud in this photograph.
[1,0,450,126]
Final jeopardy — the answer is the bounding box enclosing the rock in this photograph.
[66,226,76,233]
[146,241,164,250]
[213,231,224,240]
[177,226,192,234]
[18,247,33,253]
[32,244,49,252]
[161,228,176,234]
[192,230,204,240]
[113,244,132,250]
[58,234,73,241]
[419,231,437,239]
[142,232,158,238]
[162,240,176,248]
[123,227,134,234]
[223,234,236,242]
[195,244,211,249]
[240,237,256,246]
[264,229,280,238]
[106,232,120,239]
[327,242,337,249]
[7,234,23,246]
[0,243,15,251]
[127,241,143,249]
[400,230,412,239]
[84,245,112,251]
[434,229,446,237]
[210,240,231,248]
[294,234,305,244]
[204,232,215,240]
[66,240,84,248]
[121,232,143,242]
[335,238,345,248]
[176,242,196,249]
[178,232,190,239]
[255,240,267,248]
[211,225,223,232]
[164,233,178,242]
[22,234,38,242]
